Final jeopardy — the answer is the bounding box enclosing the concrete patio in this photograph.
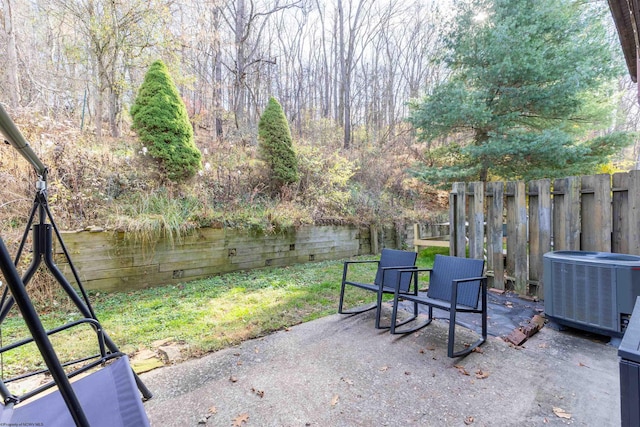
[141,303,620,426]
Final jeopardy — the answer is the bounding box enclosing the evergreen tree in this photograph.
[258,97,299,191]
[131,60,201,182]
[408,0,633,185]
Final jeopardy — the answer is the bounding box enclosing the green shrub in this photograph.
[258,97,299,192]
[131,60,202,181]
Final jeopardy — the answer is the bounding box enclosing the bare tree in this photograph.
[1,0,21,108]
[221,0,301,134]
[48,0,168,138]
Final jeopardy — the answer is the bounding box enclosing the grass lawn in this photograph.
[0,247,448,377]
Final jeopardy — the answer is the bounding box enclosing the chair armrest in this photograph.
[344,260,380,266]
[391,268,433,292]
[379,265,419,271]
[452,276,487,284]
[342,259,380,282]
[450,276,488,307]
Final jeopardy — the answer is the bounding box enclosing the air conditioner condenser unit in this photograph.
[543,251,640,337]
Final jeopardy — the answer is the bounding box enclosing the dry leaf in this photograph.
[464,416,475,425]
[472,347,484,354]
[251,387,264,398]
[341,377,354,385]
[208,406,217,415]
[331,395,339,406]
[254,347,259,353]
[553,407,571,419]
[419,349,425,354]
[229,376,238,383]
[379,366,389,372]
[404,371,411,375]
[578,362,589,368]
[237,360,243,366]
[232,413,249,426]
[475,369,489,379]
[454,365,470,376]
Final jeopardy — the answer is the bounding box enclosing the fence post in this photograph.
[580,174,612,252]
[486,182,504,290]
[629,170,640,255]
[553,176,581,251]
[450,182,467,257]
[370,225,379,254]
[613,172,630,254]
[506,181,527,295]
[467,182,485,260]
[528,179,551,298]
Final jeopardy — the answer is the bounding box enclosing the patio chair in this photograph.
[338,248,418,329]
[389,254,487,358]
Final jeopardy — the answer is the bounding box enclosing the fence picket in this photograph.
[468,182,485,260]
[486,182,505,290]
[528,179,551,298]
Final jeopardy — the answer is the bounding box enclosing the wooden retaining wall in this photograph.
[55,225,375,292]
[448,171,640,299]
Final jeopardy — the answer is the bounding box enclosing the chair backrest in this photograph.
[427,254,485,308]
[374,249,417,292]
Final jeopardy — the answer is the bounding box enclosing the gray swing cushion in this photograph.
[0,356,149,427]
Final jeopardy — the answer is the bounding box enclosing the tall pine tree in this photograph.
[131,60,201,182]
[258,97,299,192]
[408,0,632,185]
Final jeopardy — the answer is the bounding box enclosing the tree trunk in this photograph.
[476,129,489,181]
[233,0,247,130]
[337,0,347,148]
[108,88,121,138]
[213,6,224,139]
[2,0,21,108]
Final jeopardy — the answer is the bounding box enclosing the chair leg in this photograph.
[390,300,430,334]
[375,289,390,329]
[389,295,421,333]
[338,281,346,313]
[447,309,487,358]
[338,283,377,315]
[447,308,457,358]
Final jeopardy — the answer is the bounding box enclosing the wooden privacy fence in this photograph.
[448,171,640,299]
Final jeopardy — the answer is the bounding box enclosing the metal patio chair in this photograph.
[338,248,418,329]
[390,254,487,357]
